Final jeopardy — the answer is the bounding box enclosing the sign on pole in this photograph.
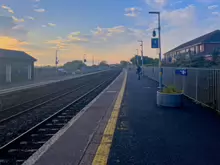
[175,68,187,76]
[151,38,159,48]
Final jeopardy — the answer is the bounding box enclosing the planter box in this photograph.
[157,91,183,107]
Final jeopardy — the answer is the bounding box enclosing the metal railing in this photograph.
[144,67,220,111]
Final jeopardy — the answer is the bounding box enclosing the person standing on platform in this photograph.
[136,65,142,80]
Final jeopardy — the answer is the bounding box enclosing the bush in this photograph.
[162,85,182,94]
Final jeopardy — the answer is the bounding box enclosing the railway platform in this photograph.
[107,71,220,165]
[0,70,108,95]
[21,69,220,165]
[22,70,126,165]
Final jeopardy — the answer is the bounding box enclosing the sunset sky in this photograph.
[0,0,220,66]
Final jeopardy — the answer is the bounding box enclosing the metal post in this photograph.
[138,40,144,75]
[55,49,58,73]
[6,64,11,83]
[196,69,198,101]
[138,40,144,67]
[136,49,139,66]
[158,13,162,90]
[92,55,94,65]
[149,11,162,91]
[83,54,86,64]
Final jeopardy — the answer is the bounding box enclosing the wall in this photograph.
[0,62,6,84]
[0,59,34,84]
[34,67,60,80]
[204,43,220,55]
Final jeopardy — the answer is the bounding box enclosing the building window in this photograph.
[189,47,195,55]
[190,47,195,52]
[180,49,185,54]
[200,44,204,52]
[196,46,199,54]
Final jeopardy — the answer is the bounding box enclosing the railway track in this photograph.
[0,71,118,147]
[0,70,120,165]
[0,73,104,123]
[0,72,102,110]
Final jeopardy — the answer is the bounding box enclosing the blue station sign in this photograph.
[175,68,187,76]
[151,38,159,48]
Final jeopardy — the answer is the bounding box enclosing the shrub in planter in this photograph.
[157,85,183,107]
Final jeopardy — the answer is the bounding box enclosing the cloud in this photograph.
[124,7,141,17]
[11,16,25,23]
[12,24,25,30]
[66,36,89,43]
[45,39,63,46]
[34,8,45,12]
[91,26,126,39]
[47,23,56,27]
[108,26,126,33]
[0,16,15,30]
[0,16,28,41]
[170,1,182,6]
[208,5,218,10]
[161,5,195,27]
[0,36,28,51]
[212,11,220,16]
[70,31,81,36]
[196,0,218,3]
[145,0,167,8]
[26,16,35,20]
[1,5,14,14]
[41,25,47,28]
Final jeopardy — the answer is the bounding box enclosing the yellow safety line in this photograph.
[92,71,127,165]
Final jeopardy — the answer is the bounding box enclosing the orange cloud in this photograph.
[0,35,158,66]
[0,36,28,50]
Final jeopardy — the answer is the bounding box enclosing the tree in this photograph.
[212,49,220,65]
[130,55,159,66]
[120,61,130,67]
[63,60,86,72]
[99,61,109,66]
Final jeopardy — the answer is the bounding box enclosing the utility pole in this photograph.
[55,49,59,72]
[136,49,139,66]
[83,54,86,64]
[92,55,94,65]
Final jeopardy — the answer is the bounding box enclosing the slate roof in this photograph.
[0,48,37,62]
[164,30,220,55]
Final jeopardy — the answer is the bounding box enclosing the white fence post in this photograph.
[182,75,185,93]
[196,69,198,101]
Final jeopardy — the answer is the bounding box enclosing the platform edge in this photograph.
[22,70,123,165]
[92,70,127,165]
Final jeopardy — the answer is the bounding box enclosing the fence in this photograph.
[144,67,220,111]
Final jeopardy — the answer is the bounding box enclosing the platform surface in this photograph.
[108,71,220,165]
[22,70,125,165]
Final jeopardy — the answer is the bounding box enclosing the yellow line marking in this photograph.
[92,71,127,165]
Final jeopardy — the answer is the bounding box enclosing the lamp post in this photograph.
[92,55,94,65]
[55,49,59,72]
[83,54,87,64]
[149,11,162,90]
[138,40,144,67]
[136,49,139,66]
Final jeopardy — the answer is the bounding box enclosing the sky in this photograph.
[0,0,220,66]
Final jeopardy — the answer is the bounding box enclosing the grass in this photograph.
[161,85,182,94]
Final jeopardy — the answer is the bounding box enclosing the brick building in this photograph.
[164,30,220,63]
[0,48,37,84]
